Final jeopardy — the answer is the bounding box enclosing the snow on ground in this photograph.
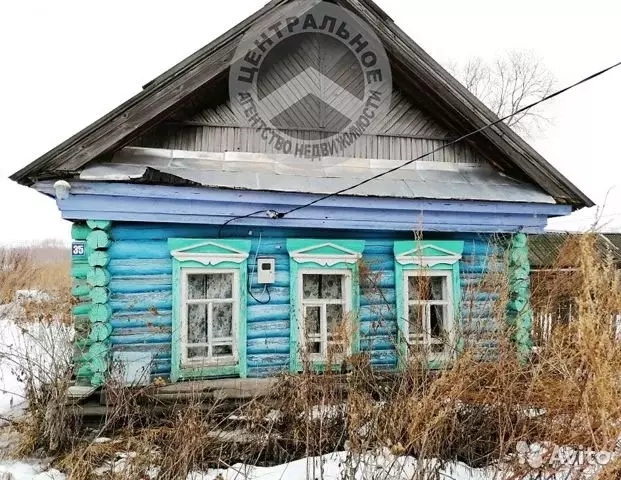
[192,452,496,480]
[0,450,611,480]
[0,304,28,416]
[0,461,64,480]
[0,299,72,418]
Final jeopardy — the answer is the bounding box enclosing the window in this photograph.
[405,271,453,356]
[300,271,352,361]
[182,270,238,366]
[287,239,365,371]
[394,240,464,367]
[169,239,250,382]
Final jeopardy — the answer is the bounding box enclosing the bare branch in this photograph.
[448,50,556,137]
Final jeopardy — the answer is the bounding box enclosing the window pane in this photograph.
[213,345,233,357]
[213,303,233,338]
[187,304,208,344]
[188,273,233,300]
[326,304,344,334]
[408,304,424,339]
[187,346,209,359]
[303,274,343,300]
[408,275,445,301]
[430,304,446,339]
[305,306,321,335]
[307,342,321,354]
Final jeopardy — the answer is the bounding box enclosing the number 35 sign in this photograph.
[72,242,86,257]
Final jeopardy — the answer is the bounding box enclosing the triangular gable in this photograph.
[287,239,365,266]
[168,238,251,265]
[394,240,464,267]
[9,0,592,209]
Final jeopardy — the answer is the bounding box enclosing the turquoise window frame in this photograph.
[168,238,251,382]
[286,239,365,372]
[394,240,464,369]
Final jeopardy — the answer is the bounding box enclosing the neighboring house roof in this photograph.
[9,0,592,209]
[529,233,621,269]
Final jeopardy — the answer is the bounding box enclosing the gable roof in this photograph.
[9,0,592,209]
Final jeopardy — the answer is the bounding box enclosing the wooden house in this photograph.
[10,0,591,394]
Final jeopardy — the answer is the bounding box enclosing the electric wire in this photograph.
[280,60,621,217]
[218,60,621,229]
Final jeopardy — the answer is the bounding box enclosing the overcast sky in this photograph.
[1,0,620,245]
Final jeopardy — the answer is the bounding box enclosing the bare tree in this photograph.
[449,50,556,136]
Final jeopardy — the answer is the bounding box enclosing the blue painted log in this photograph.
[359,306,397,323]
[109,241,171,259]
[110,332,173,345]
[111,312,173,329]
[247,337,289,355]
[108,259,172,276]
[247,287,289,306]
[361,337,397,351]
[246,354,289,369]
[361,321,398,336]
[108,276,173,294]
[247,304,290,323]
[361,289,396,306]
[109,292,172,313]
[247,320,290,339]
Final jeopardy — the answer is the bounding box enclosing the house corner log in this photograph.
[84,220,113,386]
[507,232,533,356]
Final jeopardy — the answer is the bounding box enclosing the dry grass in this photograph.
[5,234,620,479]
[0,240,70,308]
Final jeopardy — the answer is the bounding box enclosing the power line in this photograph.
[220,59,621,229]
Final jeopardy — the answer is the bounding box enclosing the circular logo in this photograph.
[229,1,392,158]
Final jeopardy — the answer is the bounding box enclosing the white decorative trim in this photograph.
[290,242,362,266]
[396,245,462,267]
[171,241,249,266]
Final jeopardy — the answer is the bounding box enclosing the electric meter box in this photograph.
[257,258,275,284]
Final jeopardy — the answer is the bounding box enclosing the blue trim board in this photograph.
[36,181,571,233]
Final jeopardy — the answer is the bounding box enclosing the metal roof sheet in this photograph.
[79,147,555,204]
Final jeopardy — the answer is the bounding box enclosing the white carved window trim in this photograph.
[180,268,240,368]
[289,242,362,267]
[298,268,353,363]
[171,241,249,266]
[395,245,461,267]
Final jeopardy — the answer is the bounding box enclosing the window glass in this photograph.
[303,274,343,300]
[406,273,451,355]
[184,271,236,364]
[187,304,208,344]
[212,304,233,338]
[301,272,349,361]
[188,273,233,300]
[408,275,445,301]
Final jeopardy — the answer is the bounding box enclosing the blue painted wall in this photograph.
[106,222,501,379]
